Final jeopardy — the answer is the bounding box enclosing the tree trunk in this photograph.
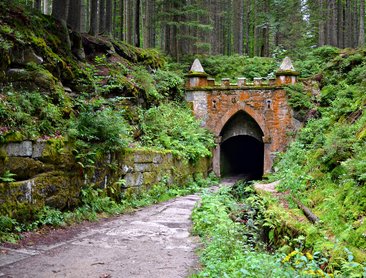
[263,0,270,57]
[68,0,82,32]
[99,0,106,34]
[144,0,152,48]
[337,0,344,48]
[350,0,357,47]
[34,0,42,11]
[52,0,71,50]
[134,0,140,47]
[345,0,352,47]
[359,0,365,46]
[81,0,88,32]
[245,0,251,55]
[43,0,50,14]
[89,0,98,35]
[319,0,325,46]
[233,0,243,54]
[52,0,69,22]
[291,196,319,224]
[330,0,338,46]
[105,0,113,36]
[326,0,331,45]
[126,1,134,44]
[119,0,125,41]
[113,0,118,38]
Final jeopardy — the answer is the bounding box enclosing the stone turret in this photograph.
[186,59,209,88]
[275,57,299,85]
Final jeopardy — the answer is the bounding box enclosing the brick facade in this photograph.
[185,58,300,176]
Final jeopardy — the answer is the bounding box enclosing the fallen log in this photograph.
[291,196,319,224]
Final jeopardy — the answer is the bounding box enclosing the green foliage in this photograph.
[152,69,184,100]
[272,47,366,261]
[335,248,366,278]
[281,249,330,277]
[140,103,215,161]
[0,170,16,183]
[79,185,121,215]
[68,105,131,152]
[0,215,19,242]
[286,84,312,110]
[192,186,300,277]
[0,87,67,142]
[285,83,315,121]
[191,181,365,277]
[293,46,339,78]
[166,55,277,82]
[36,206,65,227]
[198,55,277,81]
[132,65,161,101]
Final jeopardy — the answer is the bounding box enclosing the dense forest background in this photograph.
[20,0,366,59]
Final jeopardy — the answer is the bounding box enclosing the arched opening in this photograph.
[220,111,264,180]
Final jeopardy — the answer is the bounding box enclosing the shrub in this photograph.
[0,88,67,141]
[68,106,131,152]
[140,103,215,161]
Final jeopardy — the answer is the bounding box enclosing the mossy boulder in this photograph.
[1,157,53,180]
[32,171,81,209]
[39,139,76,170]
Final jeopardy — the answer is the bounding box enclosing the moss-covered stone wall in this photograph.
[0,140,210,219]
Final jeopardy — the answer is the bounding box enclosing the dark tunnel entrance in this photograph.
[220,136,264,180]
[220,111,264,180]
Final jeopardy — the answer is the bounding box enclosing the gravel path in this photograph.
[0,194,201,278]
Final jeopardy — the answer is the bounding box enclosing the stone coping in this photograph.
[185,85,283,91]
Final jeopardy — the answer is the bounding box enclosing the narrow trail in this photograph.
[0,194,202,278]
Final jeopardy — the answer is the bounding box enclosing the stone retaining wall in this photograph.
[0,140,210,218]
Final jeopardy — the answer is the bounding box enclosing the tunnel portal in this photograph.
[219,111,264,180]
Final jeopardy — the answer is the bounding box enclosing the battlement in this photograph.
[186,57,299,90]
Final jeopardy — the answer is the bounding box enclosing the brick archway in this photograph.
[213,103,269,139]
[211,103,273,178]
[185,57,299,178]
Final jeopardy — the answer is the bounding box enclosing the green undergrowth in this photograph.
[140,102,215,161]
[192,181,366,277]
[168,54,278,82]
[270,46,366,267]
[0,174,218,243]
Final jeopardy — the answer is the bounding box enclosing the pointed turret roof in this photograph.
[279,56,296,71]
[190,58,205,73]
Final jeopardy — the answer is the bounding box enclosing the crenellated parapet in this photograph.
[185,57,299,90]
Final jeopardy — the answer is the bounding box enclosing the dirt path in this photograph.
[0,194,201,278]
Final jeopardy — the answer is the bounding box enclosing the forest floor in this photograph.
[0,194,204,278]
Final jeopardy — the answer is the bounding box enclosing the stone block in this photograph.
[253,77,263,86]
[32,142,46,158]
[237,77,246,87]
[134,163,153,172]
[32,171,81,209]
[121,164,133,175]
[207,78,215,86]
[124,172,144,187]
[3,157,52,180]
[152,155,163,164]
[142,172,158,186]
[6,141,33,157]
[134,153,154,163]
[221,78,230,87]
